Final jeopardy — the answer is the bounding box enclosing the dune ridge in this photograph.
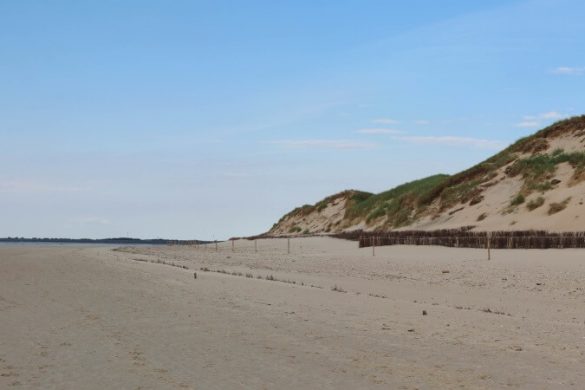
[269,116,585,235]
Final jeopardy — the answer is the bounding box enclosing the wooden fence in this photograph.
[334,229,585,249]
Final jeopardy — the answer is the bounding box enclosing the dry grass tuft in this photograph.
[526,196,545,211]
[548,197,571,215]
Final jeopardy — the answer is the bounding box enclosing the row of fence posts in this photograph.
[352,230,585,250]
[361,232,493,260]
[178,237,292,254]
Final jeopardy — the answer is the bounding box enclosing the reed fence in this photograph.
[334,229,585,249]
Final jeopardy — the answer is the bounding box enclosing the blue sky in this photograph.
[1,0,584,239]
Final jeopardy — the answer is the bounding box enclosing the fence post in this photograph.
[487,232,491,260]
[215,240,218,252]
[287,238,290,254]
[231,239,234,252]
[372,236,376,257]
[254,239,257,253]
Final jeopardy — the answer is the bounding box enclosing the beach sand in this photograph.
[1,237,585,389]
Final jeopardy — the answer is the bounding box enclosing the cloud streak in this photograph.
[515,111,565,128]
[540,111,563,119]
[516,120,540,128]
[552,66,585,76]
[372,118,399,125]
[414,120,430,125]
[268,139,378,150]
[0,180,89,193]
[394,135,506,150]
[356,128,403,135]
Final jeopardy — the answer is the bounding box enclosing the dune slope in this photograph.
[269,116,585,235]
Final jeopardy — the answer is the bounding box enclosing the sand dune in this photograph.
[269,117,585,235]
[2,238,585,389]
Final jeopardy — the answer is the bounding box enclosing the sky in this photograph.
[1,0,584,240]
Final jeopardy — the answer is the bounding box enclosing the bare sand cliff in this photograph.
[2,238,585,389]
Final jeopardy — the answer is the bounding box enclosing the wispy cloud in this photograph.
[0,180,88,193]
[372,118,399,125]
[540,111,563,119]
[268,139,377,150]
[394,135,505,150]
[356,128,403,135]
[414,120,430,125]
[516,120,540,128]
[523,111,563,120]
[515,111,565,128]
[552,66,585,76]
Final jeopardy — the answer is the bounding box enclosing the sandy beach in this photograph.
[2,237,585,389]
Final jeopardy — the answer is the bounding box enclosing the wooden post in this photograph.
[487,232,491,260]
[372,236,376,257]
[287,238,290,254]
[231,239,234,252]
[254,239,257,253]
[215,240,218,252]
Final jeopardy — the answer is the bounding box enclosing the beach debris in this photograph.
[481,307,511,316]
[193,272,197,279]
[422,310,428,316]
[407,328,415,332]
[442,270,450,274]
